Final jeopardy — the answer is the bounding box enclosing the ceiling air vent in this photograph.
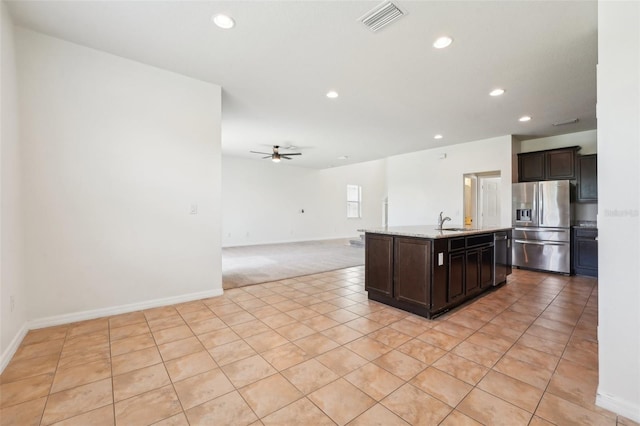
[359,1,405,33]
[552,118,579,126]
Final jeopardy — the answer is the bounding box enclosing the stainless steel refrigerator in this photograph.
[512,180,571,274]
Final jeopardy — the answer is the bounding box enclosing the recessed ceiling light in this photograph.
[433,36,453,49]
[337,156,349,160]
[519,116,532,122]
[434,134,443,139]
[326,91,339,99]
[490,88,505,97]
[212,14,235,29]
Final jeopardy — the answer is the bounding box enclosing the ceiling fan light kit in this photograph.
[250,145,302,163]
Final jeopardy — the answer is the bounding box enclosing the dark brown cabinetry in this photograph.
[364,234,393,297]
[364,232,504,318]
[447,251,465,303]
[394,238,431,308]
[518,147,580,182]
[480,246,495,288]
[546,148,578,180]
[518,152,545,182]
[577,154,598,202]
[465,250,481,295]
[572,228,598,277]
[447,234,494,304]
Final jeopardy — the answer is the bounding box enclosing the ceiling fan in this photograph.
[250,145,302,163]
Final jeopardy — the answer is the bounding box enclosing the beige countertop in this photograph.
[358,225,512,239]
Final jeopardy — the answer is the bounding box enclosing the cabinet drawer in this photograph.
[575,228,597,239]
[466,234,493,247]
[448,237,465,251]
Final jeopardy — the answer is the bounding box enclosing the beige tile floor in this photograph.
[1,267,638,426]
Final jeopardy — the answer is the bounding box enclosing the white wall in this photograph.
[1,3,28,363]
[16,29,223,320]
[222,156,386,246]
[520,129,597,155]
[387,135,513,227]
[596,2,640,422]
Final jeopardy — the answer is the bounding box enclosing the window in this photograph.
[346,184,362,218]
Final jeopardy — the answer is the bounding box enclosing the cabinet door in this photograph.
[394,238,431,308]
[365,234,393,297]
[448,252,465,303]
[480,246,494,288]
[546,149,577,180]
[573,229,598,277]
[465,249,481,295]
[518,152,545,182]
[577,154,597,202]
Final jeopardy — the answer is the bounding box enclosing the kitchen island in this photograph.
[360,226,512,319]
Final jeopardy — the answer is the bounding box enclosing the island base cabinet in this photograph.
[465,250,481,296]
[448,252,465,303]
[449,242,494,305]
[364,234,394,298]
[394,238,431,308]
[365,231,505,319]
[480,246,495,288]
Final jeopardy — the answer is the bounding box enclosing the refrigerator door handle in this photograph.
[539,184,544,226]
[514,227,567,232]
[514,239,567,246]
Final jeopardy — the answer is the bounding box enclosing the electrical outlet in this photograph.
[10,295,15,312]
[189,204,198,215]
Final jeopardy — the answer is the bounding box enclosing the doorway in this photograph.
[463,171,501,228]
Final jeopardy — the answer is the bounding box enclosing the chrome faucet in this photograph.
[438,211,451,230]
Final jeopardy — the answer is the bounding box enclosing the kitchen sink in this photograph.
[441,227,474,231]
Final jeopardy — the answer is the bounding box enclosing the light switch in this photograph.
[438,252,444,266]
[190,204,198,215]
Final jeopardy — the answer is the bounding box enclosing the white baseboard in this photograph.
[596,391,640,422]
[223,235,360,248]
[0,288,223,374]
[28,288,224,330]
[0,323,28,373]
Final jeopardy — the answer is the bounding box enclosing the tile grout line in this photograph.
[182,300,260,423]
[3,268,611,426]
[526,278,598,423]
[38,326,67,426]
[145,309,185,425]
[435,275,569,424]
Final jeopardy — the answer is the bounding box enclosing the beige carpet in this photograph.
[222,238,364,289]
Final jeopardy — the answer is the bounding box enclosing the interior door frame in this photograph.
[478,175,501,227]
[463,171,501,228]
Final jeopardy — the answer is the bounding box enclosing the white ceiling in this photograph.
[7,1,597,169]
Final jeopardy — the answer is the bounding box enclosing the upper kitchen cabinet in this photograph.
[518,146,580,182]
[577,154,598,202]
[518,151,545,181]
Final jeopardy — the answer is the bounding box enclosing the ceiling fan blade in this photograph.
[262,156,272,159]
[250,151,271,155]
[281,153,301,156]
[281,156,293,160]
